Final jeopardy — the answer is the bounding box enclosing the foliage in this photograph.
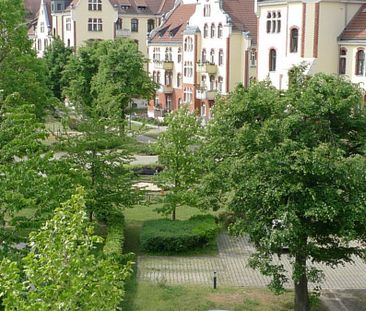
[140,215,218,253]
[103,214,125,261]
[203,70,366,311]
[0,0,52,118]
[0,188,132,310]
[155,106,202,220]
[43,38,73,100]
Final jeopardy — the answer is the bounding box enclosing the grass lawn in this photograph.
[124,203,215,256]
[122,281,298,311]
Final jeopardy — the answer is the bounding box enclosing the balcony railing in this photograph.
[197,62,217,74]
[196,89,216,100]
[162,85,173,94]
[116,29,131,37]
[163,61,173,70]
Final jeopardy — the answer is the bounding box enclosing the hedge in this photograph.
[103,215,125,261]
[140,215,218,253]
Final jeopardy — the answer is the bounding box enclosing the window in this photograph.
[218,23,223,38]
[153,48,161,62]
[218,76,223,92]
[269,49,276,71]
[356,49,364,75]
[165,71,172,86]
[44,39,48,50]
[339,48,347,75]
[66,18,71,31]
[67,39,71,47]
[88,18,103,31]
[184,37,193,52]
[131,18,138,32]
[178,98,182,107]
[37,39,42,51]
[210,49,215,64]
[250,49,256,66]
[116,18,122,30]
[266,11,281,33]
[88,0,102,11]
[204,24,208,38]
[209,75,215,90]
[57,3,62,11]
[154,95,160,107]
[218,49,223,66]
[183,61,193,77]
[166,95,172,112]
[290,28,298,53]
[210,23,215,38]
[201,104,206,117]
[201,75,207,89]
[204,4,211,17]
[157,71,161,84]
[152,71,156,82]
[202,49,207,63]
[177,73,182,87]
[165,47,172,61]
[40,22,45,33]
[177,47,182,63]
[183,87,193,103]
[147,19,155,33]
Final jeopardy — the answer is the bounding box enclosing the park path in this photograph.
[137,233,366,290]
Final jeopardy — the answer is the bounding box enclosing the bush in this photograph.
[103,214,125,261]
[140,215,218,253]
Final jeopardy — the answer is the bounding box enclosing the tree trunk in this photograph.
[294,254,310,311]
[172,206,176,221]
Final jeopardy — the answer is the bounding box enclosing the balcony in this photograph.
[196,89,216,100]
[162,85,173,94]
[197,62,217,74]
[163,61,173,70]
[116,29,131,37]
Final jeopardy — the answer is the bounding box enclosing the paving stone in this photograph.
[137,233,366,289]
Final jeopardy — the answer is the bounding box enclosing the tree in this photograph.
[204,72,366,311]
[91,39,157,134]
[43,38,73,100]
[155,106,202,220]
[0,188,132,310]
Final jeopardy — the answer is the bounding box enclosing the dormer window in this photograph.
[120,5,130,10]
[137,6,146,11]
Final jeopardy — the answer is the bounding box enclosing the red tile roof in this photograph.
[340,4,366,41]
[150,3,196,43]
[223,0,257,43]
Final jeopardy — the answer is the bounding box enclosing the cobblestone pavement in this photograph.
[137,233,366,289]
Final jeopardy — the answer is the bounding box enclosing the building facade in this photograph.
[256,0,366,90]
[148,0,257,121]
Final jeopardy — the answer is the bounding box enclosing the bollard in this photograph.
[213,271,217,289]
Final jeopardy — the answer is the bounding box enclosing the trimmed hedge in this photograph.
[140,215,218,253]
[103,215,125,261]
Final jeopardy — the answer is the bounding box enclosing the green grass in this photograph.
[122,282,296,311]
[123,204,216,256]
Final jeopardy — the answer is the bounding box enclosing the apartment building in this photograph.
[256,0,366,90]
[147,0,257,121]
[25,0,175,59]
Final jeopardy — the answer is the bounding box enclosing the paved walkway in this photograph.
[137,233,366,290]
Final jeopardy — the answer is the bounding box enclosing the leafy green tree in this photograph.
[204,72,366,311]
[0,188,132,310]
[43,38,73,100]
[91,39,157,134]
[155,106,202,220]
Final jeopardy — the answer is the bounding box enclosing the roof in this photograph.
[68,0,174,15]
[25,0,51,34]
[149,3,196,43]
[24,0,41,21]
[339,4,366,41]
[223,0,257,43]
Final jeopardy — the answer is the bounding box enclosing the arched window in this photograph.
[157,71,161,84]
[202,49,207,63]
[218,76,223,92]
[184,37,193,52]
[290,28,298,53]
[210,23,215,38]
[269,49,276,72]
[116,18,122,30]
[177,47,182,63]
[356,49,364,75]
[266,12,272,33]
[177,73,182,87]
[218,23,223,38]
[204,24,208,38]
[44,39,48,50]
[210,49,215,63]
[152,71,156,82]
[147,19,154,33]
[218,49,223,66]
[165,47,172,61]
[339,48,347,75]
[209,75,215,90]
[131,18,138,32]
[165,71,172,86]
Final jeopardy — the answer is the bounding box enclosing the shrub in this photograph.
[103,214,125,262]
[140,215,218,253]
